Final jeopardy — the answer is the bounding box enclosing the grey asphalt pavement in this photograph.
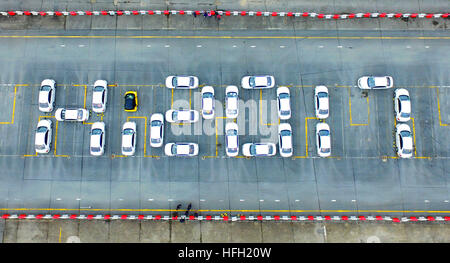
[0,29,448,219]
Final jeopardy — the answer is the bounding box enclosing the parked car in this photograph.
[278,123,293,157]
[394,88,411,122]
[316,122,331,157]
[314,85,329,119]
[55,108,89,122]
[241,75,275,89]
[276,86,291,120]
[395,123,413,158]
[225,122,239,157]
[90,122,105,156]
[164,142,199,157]
[38,79,56,112]
[124,91,138,112]
[165,76,199,89]
[242,142,276,157]
[225,85,239,118]
[150,113,164,148]
[358,76,393,89]
[35,119,52,154]
[201,86,215,119]
[165,109,199,123]
[121,121,136,156]
[92,80,108,113]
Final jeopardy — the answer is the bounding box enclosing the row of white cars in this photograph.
[35,79,108,154]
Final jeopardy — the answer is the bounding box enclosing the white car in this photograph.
[278,123,293,157]
[276,86,291,120]
[35,119,52,154]
[150,113,164,148]
[90,122,105,156]
[92,80,108,113]
[395,123,413,158]
[165,142,199,157]
[241,75,275,89]
[314,85,329,119]
[225,85,239,118]
[358,76,394,89]
[316,122,331,157]
[242,142,276,157]
[201,86,215,119]
[55,108,89,122]
[394,88,411,122]
[165,76,199,89]
[225,122,239,157]
[121,122,136,156]
[165,109,199,123]
[38,79,56,112]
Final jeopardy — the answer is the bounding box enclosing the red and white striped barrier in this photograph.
[0,10,449,19]
[1,214,449,222]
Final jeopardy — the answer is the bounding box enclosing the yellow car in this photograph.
[124,91,138,112]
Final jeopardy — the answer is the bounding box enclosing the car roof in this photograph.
[122,133,134,147]
[177,110,192,120]
[150,126,161,139]
[254,76,268,86]
[320,135,331,148]
[64,109,79,119]
[374,77,389,87]
[177,76,191,87]
[38,90,50,103]
[90,133,102,147]
[176,144,191,154]
[92,90,104,103]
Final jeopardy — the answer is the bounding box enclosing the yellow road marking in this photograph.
[436,87,449,126]
[348,87,370,126]
[59,227,62,243]
[1,35,450,40]
[259,89,279,126]
[293,117,318,158]
[121,116,159,158]
[0,84,28,124]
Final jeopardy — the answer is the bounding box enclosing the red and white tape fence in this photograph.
[1,214,449,222]
[1,10,449,19]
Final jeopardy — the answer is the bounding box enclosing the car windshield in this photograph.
[91,147,101,152]
[319,130,330,136]
[77,110,84,119]
[91,128,102,135]
[151,120,161,127]
[171,144,177,154]
[40,85,51,91]
[37,126,48,133]
[367,77,376,87]
[399,95,409,101]
[318,92,328,98]
[400,131,411,137]
[93,86,104,92]
[280,130,291,137]
[403,149,412,154]
[319,109,329,114]
[282,148,291,153]
[123,128,134,135]
[227,92,237,98]
[190,77,194,86]
[321,148,331,153]
[122,147,132,152]
[36,144,46,150]
[401,112,410,118]
[249,145,257,155]
[267,77,272,86]
[249,77,255,87]
[279,93,289,99]
[203,92,213,98]
[172,111,178,120]
[172,78,177,87]
[227,129,237,136]
[151,138,161,143]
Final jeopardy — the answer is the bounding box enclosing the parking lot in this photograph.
[0,29,448,217]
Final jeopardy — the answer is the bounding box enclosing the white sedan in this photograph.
[394,88,411,122]
[201,86,215,119]
[242,142,276,157]
[357,76,394,89]
[225,122,239,157]
[55,108,89,122]
[35,119,52,154]
[92,80,108,113]
[150,113,164,148]
[314,85,329,119]
[90,122,105,156]
[121,121,136,156]
[225,85,239,118]
[165,142,199,157]
[165,109,199,123]
[278,123,293,157]
[241,75,275,89]
[316,122,331,157]
[395,123,413,158]
[38,79,56,112]
[276,86,291,120]
[165,76,199,89]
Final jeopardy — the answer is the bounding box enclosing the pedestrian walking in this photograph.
[176,204,182,210]
[187,203,192,211]
[203,11,208,17]
[217,14,221,21]
[193,11,197,17]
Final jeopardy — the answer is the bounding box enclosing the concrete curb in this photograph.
[1,10,449,19]
[1,214,449,223]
